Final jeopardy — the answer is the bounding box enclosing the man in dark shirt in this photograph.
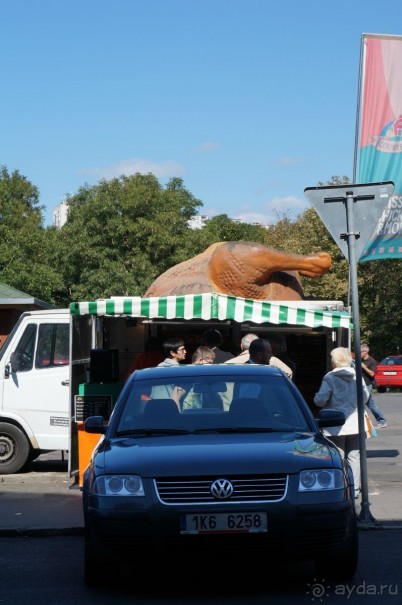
[202,329,234,363]
[361,344,388,428]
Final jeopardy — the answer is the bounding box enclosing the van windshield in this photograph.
[0,316,28,362]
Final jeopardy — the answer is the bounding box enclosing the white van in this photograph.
[0,309,70,474]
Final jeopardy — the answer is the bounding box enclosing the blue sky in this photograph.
[2,0,402,226]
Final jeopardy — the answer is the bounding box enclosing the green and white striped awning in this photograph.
[70,293,351,329]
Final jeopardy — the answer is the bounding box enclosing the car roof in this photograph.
[130,363,285,381]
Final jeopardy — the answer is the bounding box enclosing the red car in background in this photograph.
[374,355,402,392]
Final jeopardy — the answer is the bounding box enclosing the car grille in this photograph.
[154,475,288,504]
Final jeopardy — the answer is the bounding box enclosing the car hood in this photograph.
[95,432,339,477]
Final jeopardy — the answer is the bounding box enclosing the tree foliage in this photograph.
[54,174,202,303]
[195,214,267,250]
[0,166,64,303]
[357,259,402,358]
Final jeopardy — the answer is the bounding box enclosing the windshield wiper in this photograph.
[116,428,191,436]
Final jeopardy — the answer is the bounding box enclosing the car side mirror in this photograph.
[10,351,21,373]
[316,409,346,428]
[85,416,107,434]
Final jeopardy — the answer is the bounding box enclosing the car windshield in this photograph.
[114,372,311,435]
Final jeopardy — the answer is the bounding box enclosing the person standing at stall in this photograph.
[225,333,293,378]
[202,329,234,363]
[151,338,187,403]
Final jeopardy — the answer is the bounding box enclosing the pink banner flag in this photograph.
[357,34,402,261]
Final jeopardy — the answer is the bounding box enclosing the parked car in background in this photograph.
[375,355,402,392]
[82,364,358,587]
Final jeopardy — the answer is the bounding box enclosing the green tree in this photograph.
[196,214,267,249]
[56,174,202,303]
[357,259,402,359]
[0,166,63,303]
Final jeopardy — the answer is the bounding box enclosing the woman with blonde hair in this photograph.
[314,347,369,500]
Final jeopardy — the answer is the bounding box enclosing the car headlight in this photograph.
[298,469,344,492]
[91,475,145,496]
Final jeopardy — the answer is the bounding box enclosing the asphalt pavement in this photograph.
[0,392,400,535]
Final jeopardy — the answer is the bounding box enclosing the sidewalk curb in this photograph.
[358,521,402,530]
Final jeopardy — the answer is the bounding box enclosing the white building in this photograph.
[52,201,69,229]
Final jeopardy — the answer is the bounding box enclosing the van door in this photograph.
[2,317,70,451]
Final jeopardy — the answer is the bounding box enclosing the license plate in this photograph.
[180,512,267,534]
[384,371,396,375]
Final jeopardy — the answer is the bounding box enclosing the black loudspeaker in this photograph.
[90,349,119,383]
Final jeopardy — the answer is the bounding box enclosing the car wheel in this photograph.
[314,520,358,580]
[0,423,30,474]
[377,386,386,393]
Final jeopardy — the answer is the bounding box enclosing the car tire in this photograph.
[0,423,30,474]
[314,520,358,580]
[376,386,386,393]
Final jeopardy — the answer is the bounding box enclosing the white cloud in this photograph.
[78,159,185,180]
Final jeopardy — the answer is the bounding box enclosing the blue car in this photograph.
[82,364,357,586]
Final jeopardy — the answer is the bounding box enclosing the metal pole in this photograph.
[344,191,375,523]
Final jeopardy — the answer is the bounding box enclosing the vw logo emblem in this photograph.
[210,478,234,500]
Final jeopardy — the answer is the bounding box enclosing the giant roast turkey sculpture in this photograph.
[144,241,331,301]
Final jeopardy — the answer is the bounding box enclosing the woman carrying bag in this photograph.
[314,347,369,501]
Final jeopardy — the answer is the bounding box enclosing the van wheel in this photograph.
[0,423,30,474]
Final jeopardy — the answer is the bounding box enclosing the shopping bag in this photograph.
[365,413,377,438]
